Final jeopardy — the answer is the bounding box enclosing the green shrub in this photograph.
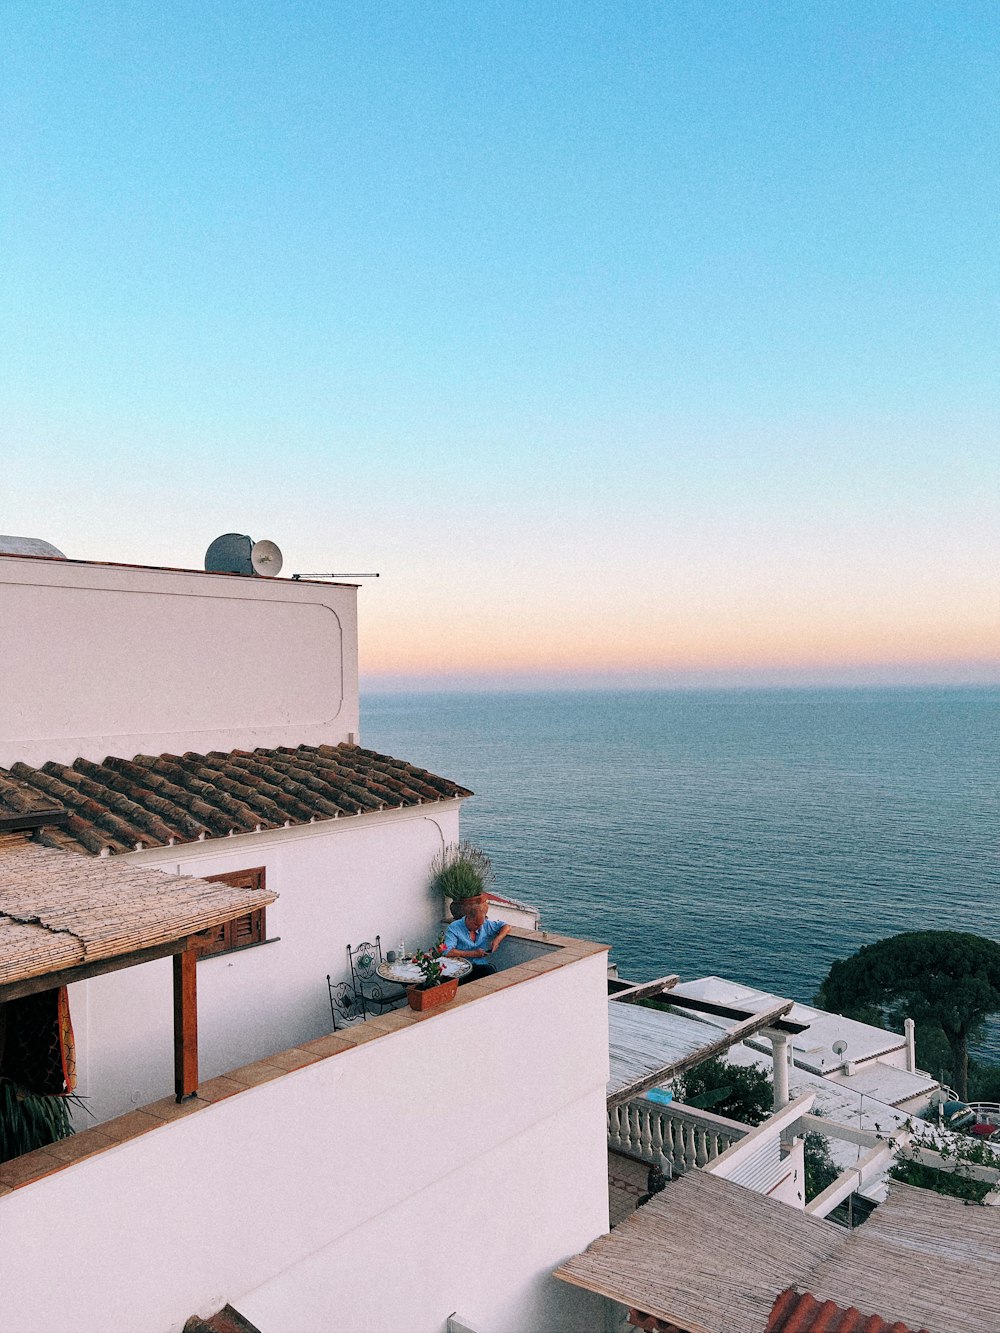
[889,1156,992,1203]
[803,1131,839,1201]
[670,1055,773,1126]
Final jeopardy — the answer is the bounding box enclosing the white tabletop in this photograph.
[376,956,472,984]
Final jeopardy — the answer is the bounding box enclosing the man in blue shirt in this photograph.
[444,901,511,980]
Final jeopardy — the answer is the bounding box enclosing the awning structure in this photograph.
[0,841,276,998]
[555,1170,1000,1333]
[607,996,792,1107]
[0,841,277,1100]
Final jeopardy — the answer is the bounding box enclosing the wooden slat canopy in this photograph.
[556,1171,1000,1333]
[1,841,278,1101]
[607,997,793,1107]
[0,841,277,999]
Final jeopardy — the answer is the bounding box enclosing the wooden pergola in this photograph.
[556,1169,1000,1333]
[0,840,277,1100]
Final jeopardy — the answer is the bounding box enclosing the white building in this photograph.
[0,548,612,1333]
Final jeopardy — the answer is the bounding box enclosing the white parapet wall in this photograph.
[0,555,359,766]
[0,949,611,1333]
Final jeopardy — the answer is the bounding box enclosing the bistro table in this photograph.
[375,956,472,986]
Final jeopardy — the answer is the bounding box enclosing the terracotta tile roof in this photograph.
[0,770,66,832]
[766,1288,930,1333]
[0,744,472,856]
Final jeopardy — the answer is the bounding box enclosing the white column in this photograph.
[904,1017,916,1073]
[770,1031,790,1109]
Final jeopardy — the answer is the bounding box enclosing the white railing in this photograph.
[967,1101,1000,1126]
[607,1098,748,1175]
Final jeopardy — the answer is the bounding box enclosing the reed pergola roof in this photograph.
[555,1170,1000,1333]
[0,841,277,1000]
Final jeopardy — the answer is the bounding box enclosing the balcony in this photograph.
[0,927,611,1333]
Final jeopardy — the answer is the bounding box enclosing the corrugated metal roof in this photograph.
[0,743,472,855]
[673,977,907,1073]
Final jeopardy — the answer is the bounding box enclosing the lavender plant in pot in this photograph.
[429,841,495,921]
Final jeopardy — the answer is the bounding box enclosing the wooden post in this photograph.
[173,947,199,1102]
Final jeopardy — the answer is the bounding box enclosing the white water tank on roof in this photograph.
[0,535,66,558]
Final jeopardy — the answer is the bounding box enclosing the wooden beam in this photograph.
[173,948,199,1102]
[607,999,793,1108]
[665,991,810,1035]
[0,808,67,833]
[609,974,680,1003]
[0,933,212,1003]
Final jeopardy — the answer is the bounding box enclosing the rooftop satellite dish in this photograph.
[251,539,283,577]
[832,1040,848,1056]
[205,533,254,575]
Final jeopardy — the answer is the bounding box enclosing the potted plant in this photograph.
[406,942,460,1012]
[429,841,495,920]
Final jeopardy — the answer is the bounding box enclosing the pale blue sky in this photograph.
[3,3,998,687]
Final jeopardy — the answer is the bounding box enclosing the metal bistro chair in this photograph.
[327,976,367,1031]
[348,935,407,1017]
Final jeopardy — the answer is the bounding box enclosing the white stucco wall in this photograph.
[1,952,611,1333]
[71,802,462,1124]
[0,556,359,766]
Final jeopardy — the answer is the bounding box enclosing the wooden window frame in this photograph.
[194,866,267,959]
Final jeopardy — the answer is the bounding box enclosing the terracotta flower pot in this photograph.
[407,976,460,1012]
[448,892,489,920]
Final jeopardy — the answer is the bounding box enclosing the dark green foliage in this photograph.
[803,1130,839,1201]
[0,1078,74,1163]
[675,1056,772,1126]
[889,1156,992,1203]
[815,931,1000,1100]
[968,1057,1000,1102]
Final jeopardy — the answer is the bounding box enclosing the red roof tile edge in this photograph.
[766,1287,932,1333]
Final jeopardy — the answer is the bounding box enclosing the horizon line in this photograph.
[360,662,1000,696]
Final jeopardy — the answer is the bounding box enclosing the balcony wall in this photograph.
[0,939,610,1333]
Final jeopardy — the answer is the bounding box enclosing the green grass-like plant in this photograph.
[0,1078,75,1163]
[429,841,495,909]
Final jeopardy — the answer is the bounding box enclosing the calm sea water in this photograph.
[363,687,1000,1057]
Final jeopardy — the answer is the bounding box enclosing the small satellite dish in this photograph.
[205,533,254,575]
[251,539,283,577]
[832,1040,848,1056]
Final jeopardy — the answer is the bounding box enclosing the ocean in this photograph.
[363,686,1000,1057]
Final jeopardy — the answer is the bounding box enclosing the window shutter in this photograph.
[195,867,267,958]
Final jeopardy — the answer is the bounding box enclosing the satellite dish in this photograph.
[205,533,254,575]
[251,539,283,577]
[832,1040,848,1056]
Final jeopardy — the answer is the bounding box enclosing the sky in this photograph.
[2,2,998,691]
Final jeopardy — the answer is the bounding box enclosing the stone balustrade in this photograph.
[607,1097,748,1175]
